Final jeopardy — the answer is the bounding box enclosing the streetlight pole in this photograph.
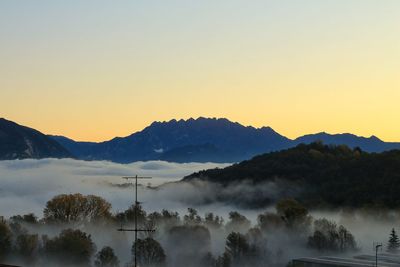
[375,243,382,267]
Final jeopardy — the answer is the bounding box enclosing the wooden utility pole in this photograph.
[117,175,155,267]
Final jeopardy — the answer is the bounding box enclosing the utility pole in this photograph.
[117,175,155,267]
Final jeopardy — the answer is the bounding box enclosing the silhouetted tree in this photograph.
[95,246,120,267]
[132,237,166,267]
[215,252,231,267]
[276,199,311,231]
[338,225,357,252]
[225,212,251,233]
[0,220,12,261]
[204,212,224,229]
[44,229,95,266]
[225,232,249,264]
[308,230,329,251]
[308,218,356,252]
[10,213,38,224]
[183,208,202,225]
[147,210,181,232]
[387,228,400,253]
[257,212,284,232]
[14,231,39,263]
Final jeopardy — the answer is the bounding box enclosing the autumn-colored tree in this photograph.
[44,193,112,224]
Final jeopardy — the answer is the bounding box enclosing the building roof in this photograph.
[293,255,400,267]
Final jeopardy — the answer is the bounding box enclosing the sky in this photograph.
[1,0,399,142]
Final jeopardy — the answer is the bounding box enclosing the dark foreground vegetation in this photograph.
[184,142,400,208]
[0,194,361,267]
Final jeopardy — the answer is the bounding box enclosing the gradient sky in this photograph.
[1,1,399,142]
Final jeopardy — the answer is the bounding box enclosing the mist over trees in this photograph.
[0,194,368,267]
[184,143,400,208]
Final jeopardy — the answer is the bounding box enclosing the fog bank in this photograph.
[0,158,230,217]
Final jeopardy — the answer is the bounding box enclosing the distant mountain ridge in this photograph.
[0,118,72,160]
[294,132,400,152]
[50,117,292,163]
[1,117,400,163]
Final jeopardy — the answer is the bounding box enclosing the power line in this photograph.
[117,175,155,267]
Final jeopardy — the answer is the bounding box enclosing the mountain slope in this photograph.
[0,118,72,160]
[183,143,400,208]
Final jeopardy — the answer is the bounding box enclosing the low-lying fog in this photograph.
[0,158,230,217]
[0,159,398,266]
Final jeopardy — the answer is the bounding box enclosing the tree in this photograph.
[44,229,95,266]
[95,246,120,267]
[308,218,357,252]
[147,210,180,231]
[183,208,202,225]
[215,252,231,267]
[308,230,329,251]
[276,199,311,231]
[44,194,112,224]
[132,238,166,267]
[308,218,339,251]
[0,220,12,261]
[257,212,284,232]
[225,232,249,264]
[225,212,251,233]
[387,228,400,254]
[338,225,357,252]
[10,213,38,224]
[204,212,224,229]
[14,232,39,263]
[167,225,211,267]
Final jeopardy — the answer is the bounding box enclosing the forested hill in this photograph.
[183,143,400,208]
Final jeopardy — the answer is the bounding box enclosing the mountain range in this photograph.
[0,118,71,160]
[1,117,400,162]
